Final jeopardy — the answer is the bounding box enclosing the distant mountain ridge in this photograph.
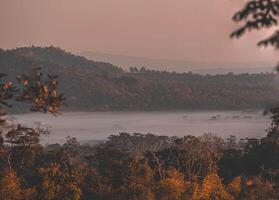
[1,46,279,112]
[3,47,123,74]
[80,51,276,74]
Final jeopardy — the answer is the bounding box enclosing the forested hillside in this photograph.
[1,51,279,200]
[1,46,278,111]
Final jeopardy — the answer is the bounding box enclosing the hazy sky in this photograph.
[0,0,278,62]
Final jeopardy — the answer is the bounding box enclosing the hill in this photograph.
[1,46,279,112]
[80,51,276,74]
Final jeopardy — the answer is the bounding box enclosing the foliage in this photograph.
[192,173,234,200]
[231,0,279,48]
[2,49,279,199]
[2,130,279,199]
[1,47,278,112]
[36,163,82,200]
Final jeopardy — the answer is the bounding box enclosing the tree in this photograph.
[192,173,234,200]
[0,67,64,199]
[36,162,82,200]
[155,167,186,200]
[237,176,278,200]
[231,0,279,48]
[232,0,279,131]
[0,169,35,200]
[91,145,156,200]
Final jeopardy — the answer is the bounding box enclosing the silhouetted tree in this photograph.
[231,0,279,48]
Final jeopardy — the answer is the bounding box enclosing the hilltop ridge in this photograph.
[1,46,278,112]
[80,51,276,74]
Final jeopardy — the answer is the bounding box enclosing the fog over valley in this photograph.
[13,111,269,145]
[2,1,279,199]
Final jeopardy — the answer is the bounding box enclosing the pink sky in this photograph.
[0,0,278,62]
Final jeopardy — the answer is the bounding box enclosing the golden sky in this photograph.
[0,0,277,62]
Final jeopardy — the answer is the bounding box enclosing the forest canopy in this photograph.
[1,0,279,199]
[1,46,278,112]
[0,49,279,200]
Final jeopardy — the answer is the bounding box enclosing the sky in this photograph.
[0,0,278,62]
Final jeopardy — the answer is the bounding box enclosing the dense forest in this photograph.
[2,0,279,199]
[1,46,279,112]
[0,55,279,200]
[3,0,279,199]
[3,129,279,200]
[0,68,279,199]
